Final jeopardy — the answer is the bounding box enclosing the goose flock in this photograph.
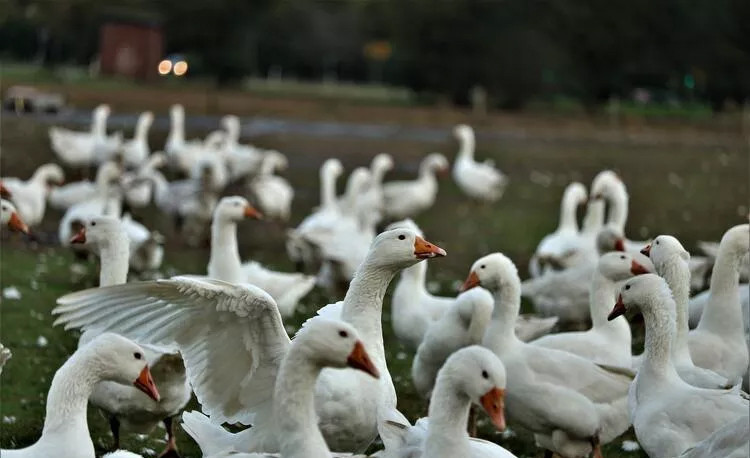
[0,103,748,458]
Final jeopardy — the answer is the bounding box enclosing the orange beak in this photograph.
[413,236,446,259]
[614,238,625,252]
[480,387,506,432]
[70,227,86,244]
[640,244,651,256]
[7,212,29,234]
[630,260,650,275]
[461,270,481,292]
[133,365,160,402]
[0,182,10,198]
[244,205,263,219]
[608,294,626,321]
[346,341,380,379]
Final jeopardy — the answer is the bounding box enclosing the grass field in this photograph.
[0,96,747,457]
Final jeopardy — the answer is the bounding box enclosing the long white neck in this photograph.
[150,171,169,203]
[97,235,130,287]
[92,110,108,137]
[590,272,622,328]
[640,291,682,384]
[698,243,744,334]
[31,168,53,188]
[482,282,522,355]
[167,111,185,148]
[320,167,339,209]
[135,116,151,142]
[458,132,475,159]
[581,200,605,235]
[42,350,99,441]
[418,165,438,190]
[656,257,692,363]
[606,183,629,231]
[207,218,244,284]
[424,374,472,458]
[274,349,331,458]
[558,190,581,233]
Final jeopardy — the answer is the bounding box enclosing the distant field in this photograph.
[0,106,746,457]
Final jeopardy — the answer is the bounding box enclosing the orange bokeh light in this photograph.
[173,61,188,76]
[157,60,172,75]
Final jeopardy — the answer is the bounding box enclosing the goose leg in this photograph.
[157,416,181,458]
[468,404,478,437]
[590,436,603,458]
[109,415,121,451]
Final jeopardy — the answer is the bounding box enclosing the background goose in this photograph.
[2,163,64,227]
[356,153,393,227]
[220,115,265,181]
[452,124,507,202]
[249,151,294,221]
[1,199,30,234]
[121,153,168,210]
[589,170,647,251]
[121,111,154,167]
[49,160,123,211]
[49,104,123,167]
[382,153,448,220]
[608,274,748,458]
[0,333,160,458]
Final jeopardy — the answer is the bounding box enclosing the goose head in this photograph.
[94,104,111,120]
[384,218,424,237]
[170,104,185,122]
[608,273,673,321]
[322,158,344,179]
[370,153,394,178]
[420,153,449,176]
[640,235,689,268]
[36,163,65,188]
[0,199,29,234]
[69,216,128,249]
[590,170,627,201]
[145,152,168,171]
[96,161,124,187]
[137,111,154,130]
[0,181,10,198]
[453,124,474,143]
[439,346,507,431]
[294,319,379,378]
[366,228,446,270]
[461,252,518,294]
[221,115,241,139]
[717,224,750,261]
[214,196,263,223]
[595,224,626,254]
[564,182,588,208]
[81,332,160,401]
[598,251,653,282]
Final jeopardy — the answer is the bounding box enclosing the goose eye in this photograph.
[91,221,96,226]
[655,240,659,245]
[398,235,405,240]
[625,285,631,290]
[338,330,348,338]
[620,255,626,260]
[134,352,142,360]
[480,265,486,269]
[482,370,489,379]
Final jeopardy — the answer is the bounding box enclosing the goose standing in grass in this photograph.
[356,153,393,227]
[49,159,123,211]
[54,228,446,453]
[182,319,379,458]
[121,111,154,168]
[686,224,750,382]
[2,163,64,227]
[207,196,316,317]
[411,288,494,398]
[49,104,122,167]
[530,251,653,368]
[608,274,749,458]
[529,182,588,277]
[219,115,265,181]
[452,124,507,202]
[0,333,160,458]
[164,104,214,176]
[380,346,515,458]
[382,153,448,220]
[463,253,632,458]
[68,217,190,458]
[249,151,294,221]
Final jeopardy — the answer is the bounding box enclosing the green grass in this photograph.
[1,112,747,457]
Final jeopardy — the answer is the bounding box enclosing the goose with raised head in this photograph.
[122,111,154,167]
[121,153,168,209]
[165,104,214,175]
[182,319,379,458]
[529,182,588,277]
[0,333,160,458]
[249,151,293,221]
[356,153,393,227]
[53,228,447,453]
[380,346,516,458]
[463,253,632,458]
[530,251,653,367]
[687,224,750,382]
[68,217,190,458]
[208,196,316,317]
[640,235,736,388]
[589,171,648,251]
[382,153,448,220]
[2,163,64,227]
[49,160,123,211]
[452,124,507,202]
[411,288,494,398]
[49,104,122,167]
[220,115,264,181]
[607,274,748,458]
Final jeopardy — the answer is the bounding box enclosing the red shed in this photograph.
[99,13,164,81]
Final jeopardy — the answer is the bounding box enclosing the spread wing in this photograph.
[53,276,291,425]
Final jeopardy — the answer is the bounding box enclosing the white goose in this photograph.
[68,217,190,457]
[463,253,632,458]
[530,251,653,368]
[122,153,168,209]
[589,170,647,251]
[249,151,293,221]
[411,288,494,398]
[0,333,160,458]
[165,104,214,176]
[382,153,448,220]
[522,259,594,326]
[356,153,393,227]
[529,182,588,277]
[49,104,122,167]
[380,346,516,458]
[677,415,750,458]
[2,163,64,227]
[452,125,507,202]
[53,228,446,453]
[608,274,748,458]
[641,235,736,388]
[220,115,264,181]
[687,224,750,382]
[182,319,379,458]
[207,196,316,317]
[49,160,123,211]
[1,199,29,234]
[122,111,154,168]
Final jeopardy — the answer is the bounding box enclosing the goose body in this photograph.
[382,153,448,220]
[452,125,507,202]
[355,153,393,228]
[2,163,64,227]
[121,111,153,167]
[220,115,264,181]
[50,160,123,211]
[250,151,293,221]
[49,104,123,167]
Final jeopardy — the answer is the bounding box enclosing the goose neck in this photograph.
[135,117,151,140]
[458,133,475,159]
[641,293,681,382]
[424,377,472,458]
[581,200,605,235]
[42,351,99,438]
[656,258,692,362]
[558,192,581,233]
[482,286,521,354]
[168,111,185,146]
[92,111,108,137]
[605,185,629,231]
[589,271,618,328]
[699,244,743,332]
[97,236,130,287]
[208,218,243,283]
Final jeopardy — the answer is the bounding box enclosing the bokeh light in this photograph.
[173,60,188,76]
[157,59,172,75]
